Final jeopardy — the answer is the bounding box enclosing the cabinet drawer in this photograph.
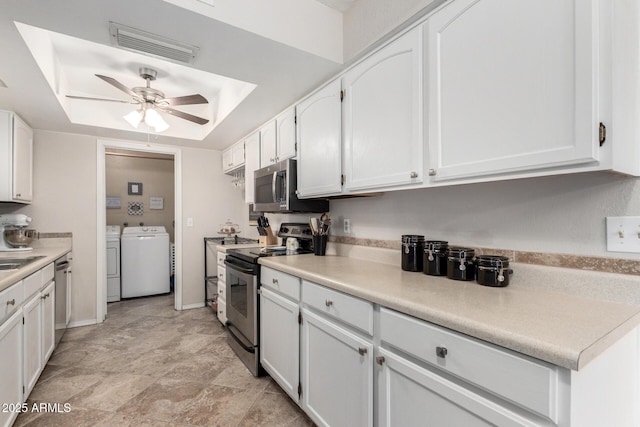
[261,267,300,301]
[217,297,227,325]
[380,308,558,422]
[23,269,43,299]
[302,280,373,336]
[217,251,226,266]
[217,265,226,284]
[42,262,54,283]
[0,281,24,324]
[218,279,226,300]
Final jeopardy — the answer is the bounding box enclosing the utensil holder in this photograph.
[313,235,327,256]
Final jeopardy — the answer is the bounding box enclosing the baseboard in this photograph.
[182,302,205,310]
[67,319,97,328]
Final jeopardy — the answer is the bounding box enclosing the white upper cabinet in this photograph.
[0,111,33,203]
[276,107,297,162]
[426,0,599,181]
[260,120,277,167]
[222,140,245,173]
[342,26,424,191]
[244,131,261,204]
[296,79,342,198]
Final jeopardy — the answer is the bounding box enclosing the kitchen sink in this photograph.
[0,256,45,271]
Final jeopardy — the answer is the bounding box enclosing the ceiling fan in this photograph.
[66,67,209,132]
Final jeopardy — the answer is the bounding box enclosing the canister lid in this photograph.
[402,235,425,244]
[476,255,509,267]
[424,240,448,251]
[448,247,475,258]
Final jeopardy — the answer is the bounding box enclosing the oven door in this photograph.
[224,256,258,345]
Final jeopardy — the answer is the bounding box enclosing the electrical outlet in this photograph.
[606,216,640,253]
[187,218,194,227]
[343,218,351,234]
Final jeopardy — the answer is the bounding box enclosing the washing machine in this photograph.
[121,226,170,298]
[106,225,121,302]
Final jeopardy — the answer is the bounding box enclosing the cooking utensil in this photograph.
[309,218,318,236]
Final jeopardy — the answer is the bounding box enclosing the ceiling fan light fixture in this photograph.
[144,108,169,132]
[123,110,143,128]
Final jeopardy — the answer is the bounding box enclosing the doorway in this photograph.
[96,140,183,323]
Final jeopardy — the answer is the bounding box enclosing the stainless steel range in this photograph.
[224,222,313,376]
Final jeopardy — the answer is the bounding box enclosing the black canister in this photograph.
[476,255,513,287]
[423,241,449,276]
[401,235,425,272]
[447,247,476,281]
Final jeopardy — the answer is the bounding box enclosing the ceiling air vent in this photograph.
[109,22,199,65]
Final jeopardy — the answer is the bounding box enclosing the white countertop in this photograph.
[0,244,72,293]
[259,254,640,371]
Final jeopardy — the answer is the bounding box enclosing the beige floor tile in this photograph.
[16,405,113,427]
[67,373,157,412]
[174,385,262,427]
[117,377,206,421]
[37,364,70,383]
[93,412,179,427]
[28,368,107,404]
[211,356,270,391]
[237,391,309,427]
[163,352,232,384]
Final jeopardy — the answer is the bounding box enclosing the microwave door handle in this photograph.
[272,171,278,202]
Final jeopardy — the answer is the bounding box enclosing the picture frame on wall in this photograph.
[128,182,143,195]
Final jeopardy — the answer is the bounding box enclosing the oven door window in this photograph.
[226,262,257,343]
[229,270,249,318]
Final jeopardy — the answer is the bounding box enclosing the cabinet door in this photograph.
[222,148,233,172]
[276,107,297,162]
[377,348,536,427]
[41,281,55,362]
[426,0,598,181]
[260,120,277,167]
[301,308,373,427]
[244,131,260,204]
[260,287,300,402]
[296,79,343,197]
[342,27,423,191]
[232,142,245,167]
[12,114,33,202]
[0,309,23,427]
[23,293,42,396]
[217,296,227,325]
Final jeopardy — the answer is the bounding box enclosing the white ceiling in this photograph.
[0,0,346,150]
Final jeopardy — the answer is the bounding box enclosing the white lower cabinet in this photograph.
[41,281,55,362]
[23,293,42,396]
[377,348,545,427]
[260,286,300,401]
[0,309,23,427]
[301,308,373,427]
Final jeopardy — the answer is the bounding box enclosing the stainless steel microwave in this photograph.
[253,159,329,213]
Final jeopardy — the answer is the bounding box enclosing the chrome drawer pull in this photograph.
[358,347,367,356]
[325,300,333,307]
[436,346,448,359]
[6,299,15,306]
[376,356,385,365]
[272,278,279,285]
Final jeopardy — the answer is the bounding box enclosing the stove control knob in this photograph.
[281,227,289,233]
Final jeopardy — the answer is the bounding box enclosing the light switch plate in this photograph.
[606,216,640,253]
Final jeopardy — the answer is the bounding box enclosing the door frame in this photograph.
[96,139,183,322]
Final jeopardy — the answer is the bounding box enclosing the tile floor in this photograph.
[14,294,313,427]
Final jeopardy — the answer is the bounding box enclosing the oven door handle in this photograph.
[226,322,256,353]
[224,259,255,274]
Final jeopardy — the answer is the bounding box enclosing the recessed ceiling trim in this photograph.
[109,22,199,64]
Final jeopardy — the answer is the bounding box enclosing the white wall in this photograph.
[7,129,254,325]
[343,0,442,60]
[329,172,640,259]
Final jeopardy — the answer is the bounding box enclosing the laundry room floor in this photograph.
[14,294,313,427]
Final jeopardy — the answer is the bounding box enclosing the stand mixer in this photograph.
[0,214,34,252]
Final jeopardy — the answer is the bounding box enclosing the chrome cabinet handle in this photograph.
[6,299,15,306]
[428,169,437,176]
[358,347,367,356]
[325,300,333,307]
[410,171,418,178]
[376,356,385,365]
[272,278,279,285]
[219,289,224,295]
[436,346,448,359]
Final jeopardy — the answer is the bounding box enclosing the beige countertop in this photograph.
[259,254,640,371]
[0,244,72,293]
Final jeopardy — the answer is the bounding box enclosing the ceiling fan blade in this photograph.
[160,94,208,106]
[95,74,141,100]
[157,106,209,125]
[66,95,135,103]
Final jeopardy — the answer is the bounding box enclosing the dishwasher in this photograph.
[54,253,71,347]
